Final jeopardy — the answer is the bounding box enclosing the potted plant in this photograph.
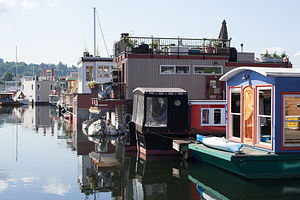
[87,81,97,89]
[260,50,283,63]
[204,40,214,54]
[125,37,137,52]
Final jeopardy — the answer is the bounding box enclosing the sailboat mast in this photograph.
[94,7,96,57]
[16,46,18,77]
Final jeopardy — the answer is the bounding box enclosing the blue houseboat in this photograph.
[189,67,300,179]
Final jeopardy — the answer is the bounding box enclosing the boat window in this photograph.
[230,88,241,139]
[214,109,221,124]
[283,95,300,147]
[132,94,138,123]
[135,94,144,127]
[160,65,175,74]
[175,66,190,74]
[98,66,110,78]
[201,108,225,126]
[257,88,272,144]
[193,66,222,75]
[145,97,167,127]
[86,66,93,81]
[202,109,209,124]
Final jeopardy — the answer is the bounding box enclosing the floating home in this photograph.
[190,100,226,135]
[21,69,55,105]
[189,67,300,179]
[113,21,291,102]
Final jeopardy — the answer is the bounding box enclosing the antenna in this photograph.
[94,7,96,57]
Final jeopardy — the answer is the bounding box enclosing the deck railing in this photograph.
[114,36,231,58]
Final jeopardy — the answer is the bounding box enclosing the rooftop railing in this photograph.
[114,36,231,58]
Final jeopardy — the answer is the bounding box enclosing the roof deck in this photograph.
[114,36,232,59]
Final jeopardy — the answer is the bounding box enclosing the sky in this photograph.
[1,0,300,68]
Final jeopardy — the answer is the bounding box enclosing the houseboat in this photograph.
[190,100,226,135]
[0,92,22,106]
[132,87,189,155]
[189,67,300,179]
[130,87,227,155]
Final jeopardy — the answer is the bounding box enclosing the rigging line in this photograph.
[95,10,110,57]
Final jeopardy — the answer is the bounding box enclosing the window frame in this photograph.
[281,92,300,150]
[193,65,223,75]
[200,108,225,126]
[228,86,242,142]
[160,65,190,75]
[97,65,110,78]
[255,85,273,149]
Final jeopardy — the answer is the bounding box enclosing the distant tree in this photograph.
[3,71,13,81]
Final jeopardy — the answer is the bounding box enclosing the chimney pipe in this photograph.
[51,68,54,81]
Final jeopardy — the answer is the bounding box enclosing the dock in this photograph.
[89,152,125,171]
[172,139,194,159]
[189,143,300,179]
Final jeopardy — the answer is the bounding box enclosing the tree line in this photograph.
[0,58,77,82]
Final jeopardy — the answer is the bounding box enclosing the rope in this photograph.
[147,129,193,141]
[95,10,110,57]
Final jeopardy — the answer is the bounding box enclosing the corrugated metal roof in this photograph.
[133,87,187,94]
[220,67,300,81]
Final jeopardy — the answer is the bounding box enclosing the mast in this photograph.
[94,7,96,57]
[16,46,18,77]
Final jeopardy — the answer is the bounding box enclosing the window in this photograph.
[160,65,190,74]
[86,66,93,81]
[37,84,40,91]
[160,65,175,74]
[37,95,40,101]
[145,97,168,127]
[283,94,300,147]
[229,88,241,138]
[50,84,53,90]
[201,108,225,126]
[98,66,110,78]
[214,109,221,124]
[202,109,209,124]
[175,66,190,74]
[193,66,222,75]
[31,84,33,90]
[257,87,272,145]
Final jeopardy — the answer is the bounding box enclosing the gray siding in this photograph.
[118,57,233,100]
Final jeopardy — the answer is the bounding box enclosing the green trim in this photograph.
[188,175,230,200]
[189,143,300,179]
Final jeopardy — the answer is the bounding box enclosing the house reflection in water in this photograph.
[22,106,52,131]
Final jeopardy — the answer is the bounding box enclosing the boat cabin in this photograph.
[132,87,189,133]
[132,87,189,155]
[190,100,226,135]
[220,67,300,153]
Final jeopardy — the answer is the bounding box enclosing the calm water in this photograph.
[1,106,300,200]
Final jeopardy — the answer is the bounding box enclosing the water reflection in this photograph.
[1,106,300,199]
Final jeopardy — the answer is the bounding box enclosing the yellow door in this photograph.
[243,86,254,144]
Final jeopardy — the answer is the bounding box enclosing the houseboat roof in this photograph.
[77,56,113,65]
[220,67,300,81]
[133,87,187,95]
[0,92,14,95]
